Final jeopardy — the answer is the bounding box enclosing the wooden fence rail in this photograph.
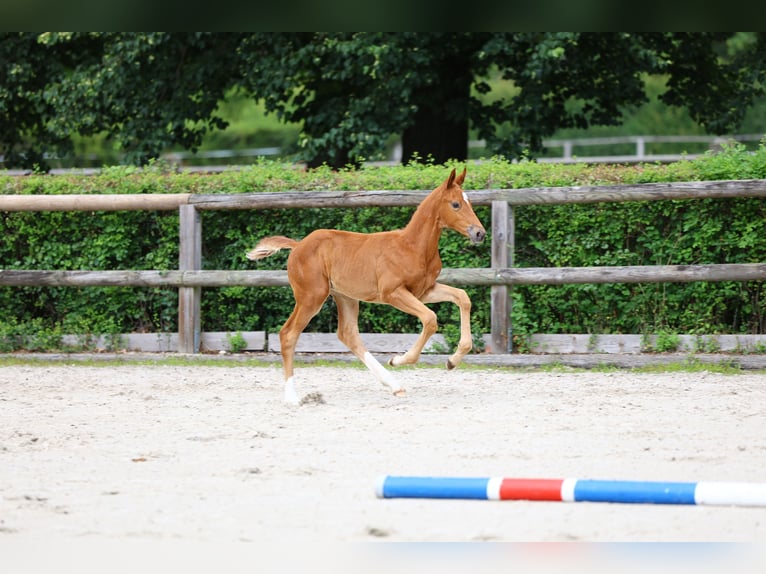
[3,263,766,288]
[3,179,766,212]
[2,178,766,354]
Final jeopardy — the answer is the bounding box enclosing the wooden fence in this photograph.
[2,179,766,354]
[485,133,766,164]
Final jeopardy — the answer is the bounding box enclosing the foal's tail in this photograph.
[246,236,299,260]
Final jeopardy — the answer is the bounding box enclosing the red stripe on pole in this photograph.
[499,478,564,501]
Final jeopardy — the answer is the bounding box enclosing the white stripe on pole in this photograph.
[694,482,766,506]
[561,478,578,502]
[486,477,503,500]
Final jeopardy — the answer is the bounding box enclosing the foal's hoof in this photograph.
[284,391,300,405]
[446,359,456,370]
[393,388,407,397]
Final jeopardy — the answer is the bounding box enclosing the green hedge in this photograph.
[1,144,766,350]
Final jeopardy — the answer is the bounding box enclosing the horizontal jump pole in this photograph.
[1,263,765,288]
[375,476,766,507]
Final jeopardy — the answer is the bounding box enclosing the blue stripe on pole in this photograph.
[573,480,697,504]
[379,476,490,499]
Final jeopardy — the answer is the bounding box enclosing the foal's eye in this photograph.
[451,201,461,209]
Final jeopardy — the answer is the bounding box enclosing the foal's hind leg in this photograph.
[280,283,329,404]
[334,293,405,396]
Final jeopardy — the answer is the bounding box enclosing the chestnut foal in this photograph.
[247,168,486,403]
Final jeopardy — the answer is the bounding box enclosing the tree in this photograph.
[474,32,658,157]
[1,32,247,169]
[41,32,244,166]
[648,33,766,134]
[398,33,490,166]
[1,33,765,170]
[474,33,766,158]
[0,33,98,169]
[241,32,766,166]
[238,33,431,168]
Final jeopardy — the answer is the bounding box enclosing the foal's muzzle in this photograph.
[468,225,486,245]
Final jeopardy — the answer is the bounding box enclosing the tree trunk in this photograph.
[402,104,468,165]
[401,65,472,165]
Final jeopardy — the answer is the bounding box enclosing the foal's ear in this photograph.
[446,168,457,188]
[445,167,466,189]
[455,167,467,186]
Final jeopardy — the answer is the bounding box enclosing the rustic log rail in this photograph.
[2,179,766,211]
[0,194,190,211]
[3,263,766,288]
[2,178,766,353]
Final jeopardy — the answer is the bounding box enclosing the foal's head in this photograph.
[435,168,486,245]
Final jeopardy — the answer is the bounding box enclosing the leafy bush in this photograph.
[1,143,766,350]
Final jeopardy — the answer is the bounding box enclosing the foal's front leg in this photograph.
[333,293,406,396]
[421,283,475,369]
[385,287,439,367]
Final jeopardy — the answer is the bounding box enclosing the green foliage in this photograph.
[0,170,181,337]
[225,332,248,353]
[0,317,63,352]
[693,335,721,353]
[508,143,766,340]
[194,92,301,158]
[644,330,682,353]
[2,33,766,169]
[1,148,766,352]
[0,32,86,169]
[39,33,241,166]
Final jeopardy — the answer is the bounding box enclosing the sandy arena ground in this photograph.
[2,359,766,570]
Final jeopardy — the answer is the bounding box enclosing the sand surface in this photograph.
[2,360,766,562]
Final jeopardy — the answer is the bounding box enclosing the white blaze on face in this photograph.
[462,191,471,206]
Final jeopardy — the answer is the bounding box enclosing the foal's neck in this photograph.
[401,191,443,255]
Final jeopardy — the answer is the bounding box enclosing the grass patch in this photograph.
[1,353,762,375]
[0,355,275,369]
[631,357,745,375]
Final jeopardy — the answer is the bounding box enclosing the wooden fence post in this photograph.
[178,205,201,353]
[490,200,514,353]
